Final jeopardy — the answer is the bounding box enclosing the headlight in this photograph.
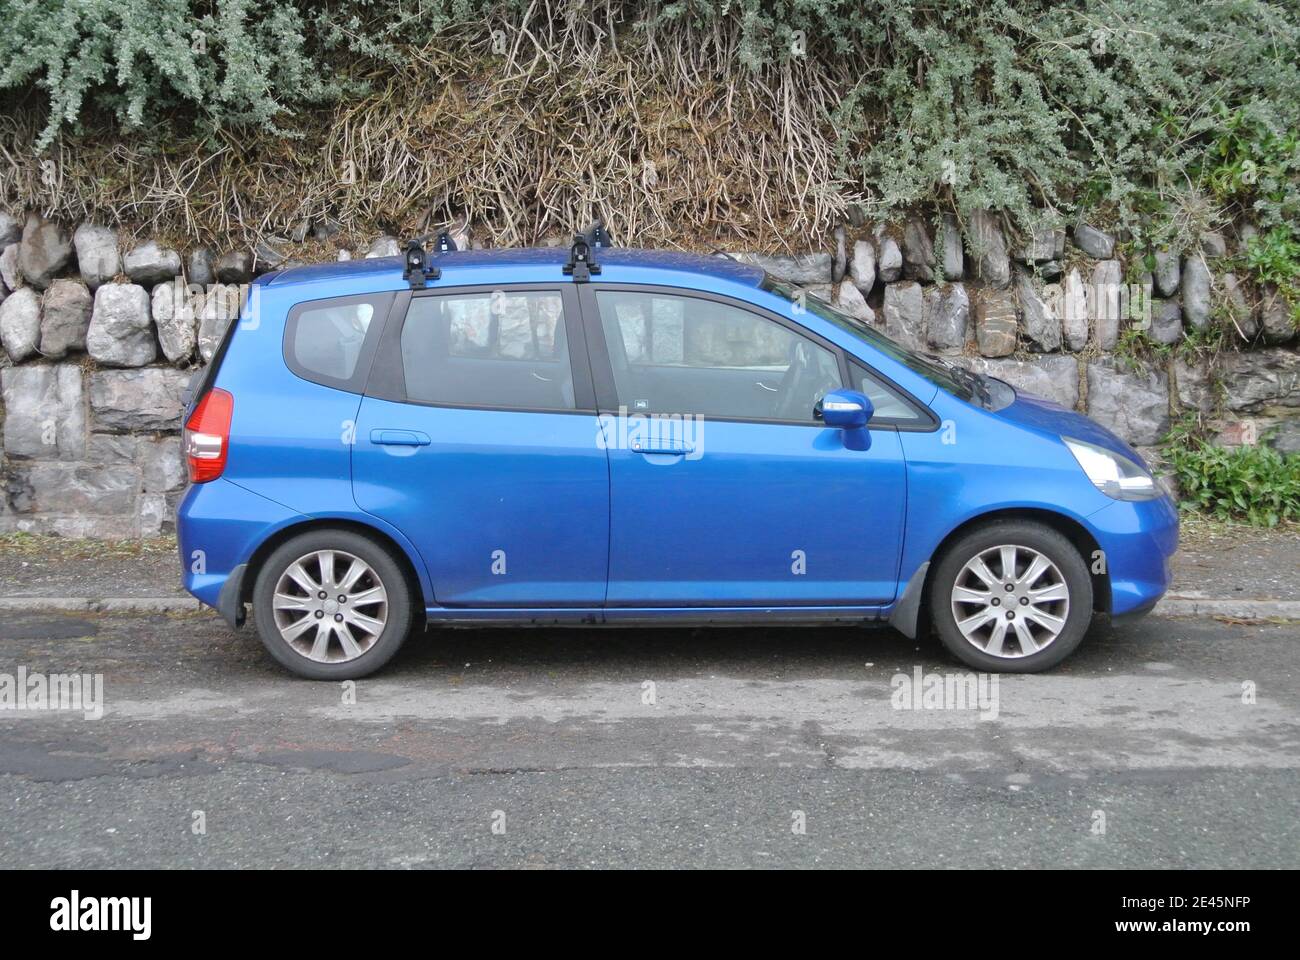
[1063,437,1161,501]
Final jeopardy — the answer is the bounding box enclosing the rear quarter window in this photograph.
[283,292,394,392]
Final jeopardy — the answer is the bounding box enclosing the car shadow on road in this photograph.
[361,614,1147,684]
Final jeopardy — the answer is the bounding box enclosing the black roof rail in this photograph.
[401,230,458,289]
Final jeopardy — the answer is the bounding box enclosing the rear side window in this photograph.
[285,292,393,392]
[400,291,575,410]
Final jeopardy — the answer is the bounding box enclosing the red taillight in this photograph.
[184,388,234,483]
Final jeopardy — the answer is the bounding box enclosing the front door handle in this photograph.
[371,429,431,446]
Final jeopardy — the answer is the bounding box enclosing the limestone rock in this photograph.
[902,217,936,283]
[1150,300,1183,344]
[123,241,183,286]
[732,252,831,284]
[0,287,41,362]
[1061,268,1089,351]
[1072,222,1115,259]
[1086,361,1169,446]
[72,224,121,291]
[1181,255,1212,330]
[0,364,85,459]
[975,288,1018,356]
[1152,250,1180,297]
[968,210,1010,289]
[1260,286,1296,344]
[152,280,199,363]
[87,283,156,367]
[1088,260,1122,350]
[39,279,93,358]
[1015,268,1061,352]
[876,235,903,283]
[188,247,216,287]
[963,355,1079,409]
[0,243,22,291]
[89,367,192,432]
[849,240,876,295]
[215,250,254,284]
[925,283,969,353]
[18,213,73,289]
[882,281,925,350]
[365,235,402,259]
[938,214,963,280]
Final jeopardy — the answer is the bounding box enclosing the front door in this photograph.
[353,285,609,607]
[582,286,908,607]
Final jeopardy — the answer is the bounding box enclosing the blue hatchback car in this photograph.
[177,234,1178,679]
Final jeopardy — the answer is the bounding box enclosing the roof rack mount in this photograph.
[564,220,613,283]
[402,230,458,289]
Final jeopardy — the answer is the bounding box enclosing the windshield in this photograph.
[761,276,978,403]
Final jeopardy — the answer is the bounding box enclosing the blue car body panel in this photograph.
[352,399,611,606]
[177,247,1178,629]
[604,421,906,605]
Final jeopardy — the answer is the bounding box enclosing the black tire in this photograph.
[927,520,1093,673]
[251,529,415,680]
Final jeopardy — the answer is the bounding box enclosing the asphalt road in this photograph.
[0,610,1296,869]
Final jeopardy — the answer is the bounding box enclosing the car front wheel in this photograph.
[928,520,1094,672]
[251,529,414,680]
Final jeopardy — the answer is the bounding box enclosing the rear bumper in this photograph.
[1086,495,1179,616]
[176,478,305,622]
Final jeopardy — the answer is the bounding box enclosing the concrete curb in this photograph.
[1152,596,1300,620]
[0,595,1296,620]
[0,596,205,614]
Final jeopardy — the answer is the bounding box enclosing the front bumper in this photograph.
[1086,495,1179,616]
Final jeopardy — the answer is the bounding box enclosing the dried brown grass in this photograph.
[0,13,862,254]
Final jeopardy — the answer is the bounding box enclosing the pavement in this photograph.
[0,610,1297,868]
[0,526,1296,869]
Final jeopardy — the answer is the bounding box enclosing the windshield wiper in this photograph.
[922,353,992,407]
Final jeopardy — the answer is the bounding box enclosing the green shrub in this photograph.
[2,1,1299,245]
[1202,107,1300,317]
[0,0,366,146]
[1167,435,1300,527]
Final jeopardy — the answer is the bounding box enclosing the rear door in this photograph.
[581,285,911,607]
[352,284,609,607]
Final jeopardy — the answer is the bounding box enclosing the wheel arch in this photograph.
[241,518,427,623]
[914,507,1110,638]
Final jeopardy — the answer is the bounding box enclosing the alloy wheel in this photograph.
[271,549,389,663]
[950,544,1070,659]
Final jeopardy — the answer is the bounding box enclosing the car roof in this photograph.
[264,246,766,289]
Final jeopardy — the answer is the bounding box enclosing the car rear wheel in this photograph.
[928,520,1093,672]
[251,529,414,679]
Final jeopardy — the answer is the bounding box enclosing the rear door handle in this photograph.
[371,429,431,446]
[631,441,693,457]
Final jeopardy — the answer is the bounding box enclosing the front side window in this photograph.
[401,290,574,410]
[852,364,929,424]
[595,290,842,422]
[762,276,976,404]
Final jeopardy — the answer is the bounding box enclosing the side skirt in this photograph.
[424,605,888,627]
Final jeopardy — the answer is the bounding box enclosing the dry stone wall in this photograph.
[0,209,1296,538]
